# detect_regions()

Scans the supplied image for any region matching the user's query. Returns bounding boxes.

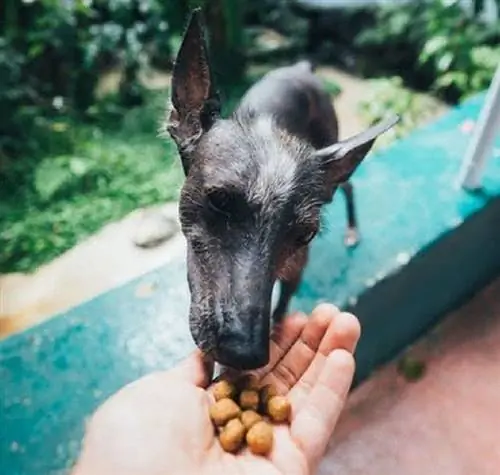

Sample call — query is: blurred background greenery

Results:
[1,0,499,274]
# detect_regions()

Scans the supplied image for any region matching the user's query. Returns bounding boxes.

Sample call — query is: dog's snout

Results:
[216,307,270,370]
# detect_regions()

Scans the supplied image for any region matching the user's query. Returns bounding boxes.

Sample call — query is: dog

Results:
[165,9,399,370]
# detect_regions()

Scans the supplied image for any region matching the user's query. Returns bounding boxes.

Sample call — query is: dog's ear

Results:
[314,116,400,184]
[167,8,220,175]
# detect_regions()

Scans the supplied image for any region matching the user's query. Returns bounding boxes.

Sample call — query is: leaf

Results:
[34,157,73,201]
[471,46,500,70]
[434,71,467,91]
[34,155,93,201]
[28,43,45,59]
[436,52,454,72]
[420,35,448,64]
[69,156,91,176]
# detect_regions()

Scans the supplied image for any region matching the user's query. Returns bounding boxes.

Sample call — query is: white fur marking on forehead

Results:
[250,116,297,206]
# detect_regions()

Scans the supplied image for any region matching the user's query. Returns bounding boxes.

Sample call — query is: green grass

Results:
[0,74,342,274]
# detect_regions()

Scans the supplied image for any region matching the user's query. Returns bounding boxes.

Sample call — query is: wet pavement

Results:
[319,276,500,475]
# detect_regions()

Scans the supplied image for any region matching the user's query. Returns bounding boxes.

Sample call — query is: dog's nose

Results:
[216,340,269,370]
[215,308,270,370]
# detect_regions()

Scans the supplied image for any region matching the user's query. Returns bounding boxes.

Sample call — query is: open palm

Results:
[73,304,360,475]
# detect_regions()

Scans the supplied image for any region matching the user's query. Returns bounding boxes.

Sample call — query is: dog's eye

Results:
[296,229,317,246]
[207,189,232,215]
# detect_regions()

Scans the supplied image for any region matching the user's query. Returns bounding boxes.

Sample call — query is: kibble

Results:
[267,395,291,423]
[240,410,262,430]
[239,389,260,411]
[219,418,246,453]
[246,421,274,455]
[213,380,237,401]
[208,378,289,456]
[209,398,241,427]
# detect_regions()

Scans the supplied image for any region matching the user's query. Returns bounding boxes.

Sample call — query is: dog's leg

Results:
[340,181,360,248]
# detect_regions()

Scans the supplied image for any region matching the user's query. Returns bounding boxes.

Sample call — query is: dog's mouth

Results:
[189,283,279,370]
[190,305,272,370]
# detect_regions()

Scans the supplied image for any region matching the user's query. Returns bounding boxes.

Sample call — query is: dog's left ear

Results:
[167,8,220,174]
[314,116,400,184]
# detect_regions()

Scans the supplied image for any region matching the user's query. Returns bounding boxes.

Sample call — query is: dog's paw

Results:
[344,227,360,248]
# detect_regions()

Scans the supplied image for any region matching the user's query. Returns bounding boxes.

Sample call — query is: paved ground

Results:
[319,276,500,475]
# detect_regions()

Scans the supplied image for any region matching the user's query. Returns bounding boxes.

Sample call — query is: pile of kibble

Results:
[209,375,291,456]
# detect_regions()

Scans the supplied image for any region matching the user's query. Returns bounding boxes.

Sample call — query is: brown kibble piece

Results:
[219,418,246,453]
[240,410,262,430]
[246,421,274,455]
[240,389,260,411]
[213,380,236,401]
[267,396,291,423]
[259,384,278,407]
[210,398,241,426]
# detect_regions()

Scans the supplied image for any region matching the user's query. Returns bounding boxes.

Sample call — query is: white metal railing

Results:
[457,63,500,190]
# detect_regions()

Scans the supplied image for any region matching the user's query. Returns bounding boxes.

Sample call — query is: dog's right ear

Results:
[167,8,220,175]
[314,116,400,185]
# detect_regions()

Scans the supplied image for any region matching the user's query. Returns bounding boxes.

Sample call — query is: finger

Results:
[167,350,214,388]
[259,304,337,394]
[288,310,360,410]
[291,349,355,470]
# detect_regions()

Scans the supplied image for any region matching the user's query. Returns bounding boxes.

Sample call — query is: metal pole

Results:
[457,63,500,190]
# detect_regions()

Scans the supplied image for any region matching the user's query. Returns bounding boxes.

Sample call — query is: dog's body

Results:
[166,10,398,370]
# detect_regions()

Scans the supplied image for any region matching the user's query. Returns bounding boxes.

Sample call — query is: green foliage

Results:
[0,0,252,161]
[0,92,184,273]
[320,77,342,98]
[355,0,500,102]
[33,155,98,202]
[358,76,445,149]
[417,0,500,98]
[0,37,75,159]
[0,0,188,160]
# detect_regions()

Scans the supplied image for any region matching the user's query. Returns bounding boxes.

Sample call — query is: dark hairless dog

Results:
[165,9,399,370]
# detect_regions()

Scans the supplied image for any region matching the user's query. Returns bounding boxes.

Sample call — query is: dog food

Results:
[213,380,237,401]
[266,395,291,423]
[209,398,241,427]
[240,410,262,430]
[246,420,274,455]
[239,389,260,411]
[219,418,246,453]
[208,376,291,456]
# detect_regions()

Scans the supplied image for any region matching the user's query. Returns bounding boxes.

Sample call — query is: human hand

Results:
[72,304,360,475]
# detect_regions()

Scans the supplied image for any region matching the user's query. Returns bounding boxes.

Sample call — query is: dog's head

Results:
[166,10,398,369]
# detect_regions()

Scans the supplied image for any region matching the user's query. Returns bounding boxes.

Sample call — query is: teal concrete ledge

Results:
[1,92,499,474]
